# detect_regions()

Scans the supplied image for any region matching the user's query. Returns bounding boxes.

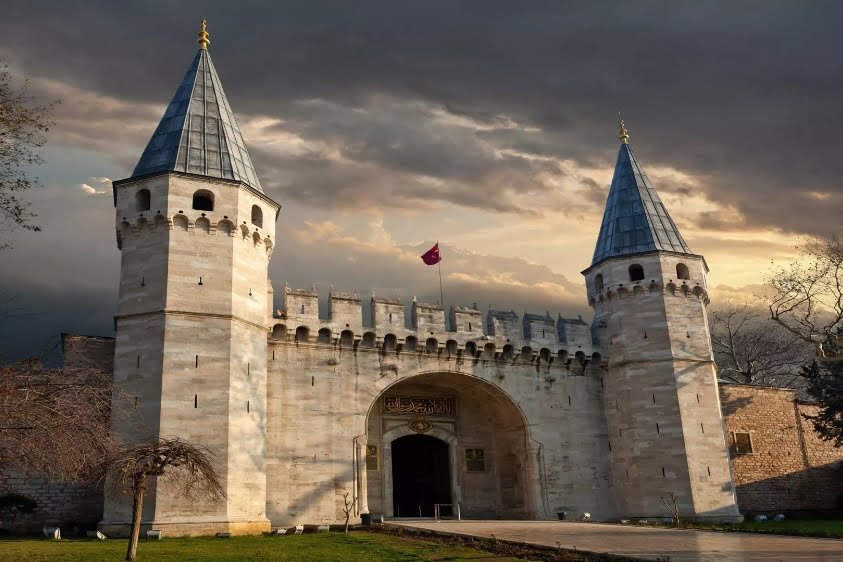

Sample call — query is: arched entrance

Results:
[391,434,451,517]
[364,372,535,519]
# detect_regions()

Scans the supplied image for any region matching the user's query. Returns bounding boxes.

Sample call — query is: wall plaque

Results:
[465,448,485,472]
[384,396,455,416]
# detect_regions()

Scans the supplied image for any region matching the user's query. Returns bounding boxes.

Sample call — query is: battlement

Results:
[115,212,274,257]
[273,287,596,360]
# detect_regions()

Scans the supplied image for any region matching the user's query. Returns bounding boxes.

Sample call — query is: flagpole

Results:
[438,260,444,307]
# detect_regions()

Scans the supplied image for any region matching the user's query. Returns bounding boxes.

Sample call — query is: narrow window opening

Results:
[194,394,198,408]
[600,377,604,388]
[626,469,629,480]
[198,276,203,285]
[652,393,656,404]
[568,395,571,406]
[662,467,666,477]
[272,350,275,360]
[608,441,612,452]
[388,312,393,323]
[133,396,138,407]
[136,355,140,368]
[250,205,263,228]
[656,422,660,434]
[701,422,705,433]
[195,355,199,368]
[696,393,700,403]
[247,362,250,376]
[468,322,472,332]
[619,428,623,436]
[594,273,604,292]
[542,329,545,338]
[707,466,711,476]
[192,190,214,211]
[136,189,151,212]
[311,375,315,387]
[628,264,645,282]
[247,400,250,413]
[300,304,305,314]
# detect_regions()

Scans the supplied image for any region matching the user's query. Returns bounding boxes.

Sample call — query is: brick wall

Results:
[0,469,102,535]
[721,384,843,512]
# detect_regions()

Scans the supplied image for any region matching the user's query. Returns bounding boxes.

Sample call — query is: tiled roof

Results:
[131,48,263,192]
[591,143,690,265]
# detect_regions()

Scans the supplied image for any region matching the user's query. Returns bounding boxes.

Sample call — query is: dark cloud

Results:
[1,1,840,233]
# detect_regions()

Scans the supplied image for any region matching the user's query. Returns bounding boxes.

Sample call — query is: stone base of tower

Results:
[99,517,271,538]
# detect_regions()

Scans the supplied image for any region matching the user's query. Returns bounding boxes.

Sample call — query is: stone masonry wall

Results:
[721,384,843,512]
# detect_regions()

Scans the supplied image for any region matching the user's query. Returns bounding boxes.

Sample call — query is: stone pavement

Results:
[391,520,843,561]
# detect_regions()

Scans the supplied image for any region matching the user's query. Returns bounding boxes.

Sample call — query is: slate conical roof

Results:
[131,44,263,192]
[591,129,691,266]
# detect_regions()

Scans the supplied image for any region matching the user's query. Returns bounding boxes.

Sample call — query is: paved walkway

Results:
[392,520,843,561]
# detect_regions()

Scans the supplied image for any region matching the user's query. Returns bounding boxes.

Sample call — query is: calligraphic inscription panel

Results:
[384,396,455,416]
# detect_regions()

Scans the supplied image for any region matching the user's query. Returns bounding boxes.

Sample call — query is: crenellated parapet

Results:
[114,211,274,257]
[271,287,597,366]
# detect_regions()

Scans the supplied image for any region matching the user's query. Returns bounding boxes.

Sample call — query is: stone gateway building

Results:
[16,23,836,536]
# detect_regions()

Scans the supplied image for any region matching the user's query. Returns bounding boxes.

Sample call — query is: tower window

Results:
[676,263,690,280]
[732,432,753,454]
[192,190,214,211]
[628,264,645,281]
[136,189,151,211]
[251,205,263,228]
[594,273,604,292]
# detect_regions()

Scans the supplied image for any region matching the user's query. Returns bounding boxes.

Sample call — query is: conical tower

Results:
[583,122,741,522]
[102,20,279,536]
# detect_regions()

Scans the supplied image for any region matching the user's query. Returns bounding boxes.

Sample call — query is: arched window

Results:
[501,344,514,360]
[361,332,376,348]
[445,340,458,355]
[594,273,604,292]
[192,190,214,211]
[540,348,551,363]
[383,334,397,352]
[425,338,438,353]
[295,326,309,343]
[317,328,331,344]
[628,264,645,282]
[676,263,690,280]
[483,342,496,358]
[340,330,354,347]
[271,324,287,340]
[521,346,533,361]
[404,336,418,352]
[465,341,477,357]
[195,217,210,233]
[251,205,263,228]
[136,189,151,211]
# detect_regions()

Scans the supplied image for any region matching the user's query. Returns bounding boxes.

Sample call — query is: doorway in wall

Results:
[391,434,451,517]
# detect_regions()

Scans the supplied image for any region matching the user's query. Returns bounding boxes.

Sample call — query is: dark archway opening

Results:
[392,434,451,517]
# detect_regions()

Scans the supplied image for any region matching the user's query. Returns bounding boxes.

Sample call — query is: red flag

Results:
[420,242,441,265]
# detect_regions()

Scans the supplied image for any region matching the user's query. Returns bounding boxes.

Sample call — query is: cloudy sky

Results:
[1,1,840,360]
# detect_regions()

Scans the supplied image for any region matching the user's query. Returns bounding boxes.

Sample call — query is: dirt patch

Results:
[374,524,641,561]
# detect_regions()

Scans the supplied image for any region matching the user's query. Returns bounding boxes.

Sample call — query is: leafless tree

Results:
[710,304,814,387]
[0,357,126,484]
[660,491,681,527]
[341,491,357,534]
[0,61,59,249]
[767,236,843,358]
[104,438,225,561]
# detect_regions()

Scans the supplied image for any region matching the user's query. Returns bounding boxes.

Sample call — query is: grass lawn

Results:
[0,531,530,562]
[691,519,843,538]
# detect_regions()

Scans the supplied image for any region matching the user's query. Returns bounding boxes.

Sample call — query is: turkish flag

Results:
[420,243,441,265]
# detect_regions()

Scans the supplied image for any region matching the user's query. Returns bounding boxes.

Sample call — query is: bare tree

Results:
[660,491,681,527]
[340,491,357,534]
[104,438,225,561]
[710,304,814,387]
[0,61,59,249]
[767,236,843,358]
[0,357,125,484]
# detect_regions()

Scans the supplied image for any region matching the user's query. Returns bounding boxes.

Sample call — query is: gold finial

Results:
[618,119,630,144]
[197,18,210,50]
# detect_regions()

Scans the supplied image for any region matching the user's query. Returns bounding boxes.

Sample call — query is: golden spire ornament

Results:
[197,18,210,49]
[618,119,630,144]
